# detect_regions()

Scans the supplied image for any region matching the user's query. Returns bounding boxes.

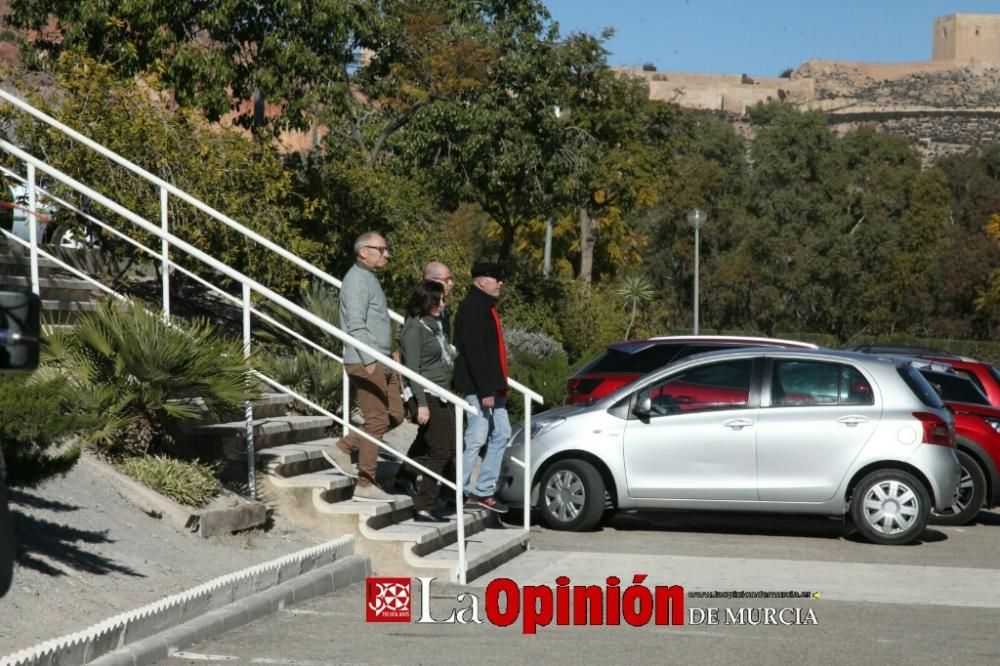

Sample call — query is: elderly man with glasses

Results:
[323,230,401,501]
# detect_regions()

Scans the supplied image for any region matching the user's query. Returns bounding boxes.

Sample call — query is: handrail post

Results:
[455,402,466,584]
[243,283,256,499]
[27,163,39,295]
[160,186,170,321]
[342,366,350,437]
[523,395,532,537]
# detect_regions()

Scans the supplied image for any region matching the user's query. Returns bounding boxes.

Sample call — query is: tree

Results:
[7,0,378,134]
[395,0,568,263]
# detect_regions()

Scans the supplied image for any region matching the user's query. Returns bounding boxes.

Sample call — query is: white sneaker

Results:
[353,484,396,502]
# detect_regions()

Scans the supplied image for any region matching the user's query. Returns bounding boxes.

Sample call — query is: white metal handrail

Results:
[0,90,543,402]
[0,88,547,582]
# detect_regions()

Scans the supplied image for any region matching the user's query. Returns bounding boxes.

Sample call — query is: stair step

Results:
[367,509,490,547]
[249,392,295,418]
[192,415,333,448]
[40,299,97,311]
[411,526,530,582]
[0,274,101,291]
[269,469,355,491]
[315,494,415,515]
[257,439,336,467]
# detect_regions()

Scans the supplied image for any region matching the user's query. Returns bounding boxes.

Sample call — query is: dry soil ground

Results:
[0,453,325,657]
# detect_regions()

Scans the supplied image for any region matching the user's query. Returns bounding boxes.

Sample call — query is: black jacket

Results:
[452,286,506,398]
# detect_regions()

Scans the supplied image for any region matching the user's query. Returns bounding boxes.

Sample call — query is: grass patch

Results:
[117,455,221,507]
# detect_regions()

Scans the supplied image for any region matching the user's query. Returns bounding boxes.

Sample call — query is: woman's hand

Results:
[417,406,430,425]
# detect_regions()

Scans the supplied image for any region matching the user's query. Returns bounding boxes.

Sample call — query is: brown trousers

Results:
[405,396,456,511]
[338,362,403,485]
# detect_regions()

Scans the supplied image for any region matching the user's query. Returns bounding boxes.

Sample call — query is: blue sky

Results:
[543,1,1000,76]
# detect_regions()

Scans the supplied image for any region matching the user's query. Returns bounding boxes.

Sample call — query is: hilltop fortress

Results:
[624,14,1000,163]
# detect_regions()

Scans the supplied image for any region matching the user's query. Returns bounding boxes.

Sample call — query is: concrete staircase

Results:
[0,242,101,323]
[213,394,530,583]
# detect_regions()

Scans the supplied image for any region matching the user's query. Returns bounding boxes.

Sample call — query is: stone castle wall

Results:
[630,14,1000,164]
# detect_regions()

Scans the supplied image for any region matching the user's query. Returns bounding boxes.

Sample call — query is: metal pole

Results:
[523,396,532,536]
[543,218,552,278]
[160,187,170,321]
[342,367,350,437]
[693,224,700,336]
[27,164,38,295]
[243,283,257,499]
[455,402,466,584]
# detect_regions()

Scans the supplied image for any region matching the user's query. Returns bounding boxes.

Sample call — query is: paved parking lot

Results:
[164,509,1000,665]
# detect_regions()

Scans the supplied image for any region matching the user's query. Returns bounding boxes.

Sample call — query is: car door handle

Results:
[838,415,869,427]
[723,418,754,430]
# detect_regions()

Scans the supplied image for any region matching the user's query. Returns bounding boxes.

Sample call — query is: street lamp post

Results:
[687,208,708,335]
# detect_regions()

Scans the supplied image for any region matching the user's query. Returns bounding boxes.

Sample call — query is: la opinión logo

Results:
[365,574,684,633]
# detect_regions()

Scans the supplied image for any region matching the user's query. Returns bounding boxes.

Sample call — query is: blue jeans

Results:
[462,394,511,498]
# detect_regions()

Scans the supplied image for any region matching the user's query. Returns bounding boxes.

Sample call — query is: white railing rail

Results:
[0,89,546,582]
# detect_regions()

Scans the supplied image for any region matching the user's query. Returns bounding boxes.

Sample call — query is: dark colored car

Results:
[565,335,818,405]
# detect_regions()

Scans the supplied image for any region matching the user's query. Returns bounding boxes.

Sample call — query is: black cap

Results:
[471,261,504,280]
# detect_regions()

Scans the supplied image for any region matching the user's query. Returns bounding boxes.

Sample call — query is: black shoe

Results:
[414,509,449,523]
[394,474,417,497]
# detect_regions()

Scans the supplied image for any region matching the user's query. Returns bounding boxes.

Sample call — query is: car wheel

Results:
[929,449,985,526]
[538,459,605,531]
[851,469,930,545]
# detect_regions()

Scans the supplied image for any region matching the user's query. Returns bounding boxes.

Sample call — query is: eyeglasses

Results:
[363,245,390,254]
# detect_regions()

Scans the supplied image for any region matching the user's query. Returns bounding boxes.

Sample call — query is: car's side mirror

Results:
[634,395,652,417]
[0,291,40,372]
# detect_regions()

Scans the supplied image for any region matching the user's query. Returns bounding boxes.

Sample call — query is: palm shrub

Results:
[41,298,258,455]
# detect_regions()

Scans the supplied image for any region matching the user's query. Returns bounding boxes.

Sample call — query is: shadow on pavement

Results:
[602,510,949,545]
[8,489,81,513]
[10,510,143,577]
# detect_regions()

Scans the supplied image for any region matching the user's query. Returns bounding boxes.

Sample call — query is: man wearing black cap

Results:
[452,261,510,512]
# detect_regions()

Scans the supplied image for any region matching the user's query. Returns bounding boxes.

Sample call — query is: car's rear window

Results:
[898,365,946,409]
[919,370,989,405]
[580,344,685,373]
[581,342,760,375]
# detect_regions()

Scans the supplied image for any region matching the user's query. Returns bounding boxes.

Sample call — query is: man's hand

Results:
[481,395,495,409]
[417,406,430,425]
[364,362,376,375]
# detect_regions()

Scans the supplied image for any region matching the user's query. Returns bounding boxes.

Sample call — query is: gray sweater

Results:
[400,315,451,406]
[339,262,391,365]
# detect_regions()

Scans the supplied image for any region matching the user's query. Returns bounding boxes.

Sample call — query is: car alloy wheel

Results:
[930,449,985,526]
[851,469,930,545]
[538,459,606,532]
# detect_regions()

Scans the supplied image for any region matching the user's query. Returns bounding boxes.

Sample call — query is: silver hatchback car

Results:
[498,349,961,545]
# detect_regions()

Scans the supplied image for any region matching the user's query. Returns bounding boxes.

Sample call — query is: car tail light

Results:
[912,412,955,447]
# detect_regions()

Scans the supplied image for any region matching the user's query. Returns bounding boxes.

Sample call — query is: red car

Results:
[851,345,1000,405]
[905,363,999,525]
[565,335,818,405]
[936,400,1000,525]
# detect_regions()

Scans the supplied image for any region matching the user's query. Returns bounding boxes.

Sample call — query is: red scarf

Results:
[490,305,509,395]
